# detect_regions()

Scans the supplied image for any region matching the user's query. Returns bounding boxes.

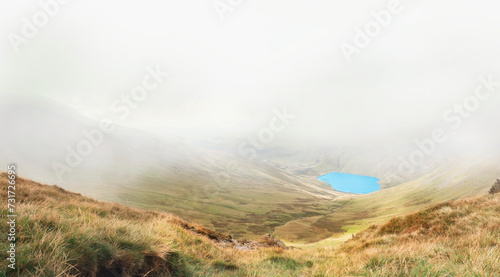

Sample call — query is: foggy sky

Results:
[1,0,500,148]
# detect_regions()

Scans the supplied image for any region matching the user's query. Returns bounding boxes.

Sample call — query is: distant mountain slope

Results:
[248,143,453,189]
[0,93,343,239]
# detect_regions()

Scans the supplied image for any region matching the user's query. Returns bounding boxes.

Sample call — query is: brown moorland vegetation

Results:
[1,173,499,276]
[490,179,500,195]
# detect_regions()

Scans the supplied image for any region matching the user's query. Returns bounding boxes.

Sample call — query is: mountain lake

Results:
[318,172,380,194]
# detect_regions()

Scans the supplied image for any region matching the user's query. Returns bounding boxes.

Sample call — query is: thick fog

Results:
[1,0,500,188]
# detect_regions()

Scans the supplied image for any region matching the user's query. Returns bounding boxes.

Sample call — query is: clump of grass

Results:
[266,256,303,270]
[489,179,500,195]
[211,260,238,271]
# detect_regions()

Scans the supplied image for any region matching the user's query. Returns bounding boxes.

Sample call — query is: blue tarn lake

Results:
[318,172,380,194]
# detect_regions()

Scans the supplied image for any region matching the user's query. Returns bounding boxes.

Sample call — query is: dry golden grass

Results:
[318,194,500,276]
[1,173,499,276]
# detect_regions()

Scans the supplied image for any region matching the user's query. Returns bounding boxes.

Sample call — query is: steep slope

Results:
[0,93,343,239]
[334,193,500,276]
[0,173,278,276]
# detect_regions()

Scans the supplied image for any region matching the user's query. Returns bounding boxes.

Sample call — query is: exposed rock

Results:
[170,217,290,250]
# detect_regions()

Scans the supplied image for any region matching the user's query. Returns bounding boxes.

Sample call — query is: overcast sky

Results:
[1,0,499,147]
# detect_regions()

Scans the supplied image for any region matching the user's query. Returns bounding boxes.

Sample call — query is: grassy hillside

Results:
[332,192,500,276]
[2,173,499,276]
[114,158,343,240]
[0,173,300,276]
[275,157,500,243]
